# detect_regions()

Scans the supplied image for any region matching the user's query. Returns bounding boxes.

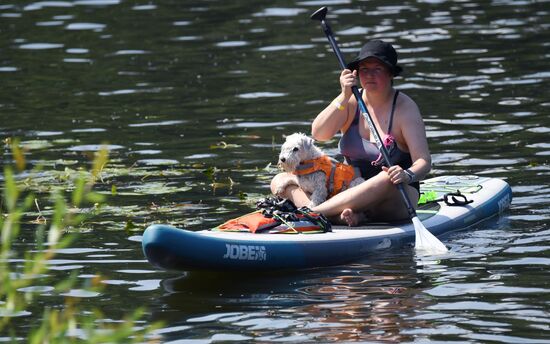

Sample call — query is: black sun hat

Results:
[346,40,403,76]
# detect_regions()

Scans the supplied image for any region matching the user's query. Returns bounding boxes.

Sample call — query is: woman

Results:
[271,40,431,226]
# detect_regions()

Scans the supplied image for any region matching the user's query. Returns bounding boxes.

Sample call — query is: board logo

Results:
[497,193,511,213]
[223,244,267,261]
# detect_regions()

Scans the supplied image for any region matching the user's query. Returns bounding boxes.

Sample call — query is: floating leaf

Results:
[116,182,192,195]
[20,140,52,150]
[203,166,217,179]
[52,138,79,145]
[210,182,228,189]
[124,219,138,233]
[209,141,241,149]
[54,159,79,166]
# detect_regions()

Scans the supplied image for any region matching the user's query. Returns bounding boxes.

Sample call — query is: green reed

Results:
[0,140,162,343]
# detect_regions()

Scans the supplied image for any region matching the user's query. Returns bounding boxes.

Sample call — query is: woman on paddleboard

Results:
[271,40,431,226]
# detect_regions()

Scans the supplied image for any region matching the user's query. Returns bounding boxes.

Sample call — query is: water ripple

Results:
[173,20,191,26]
[491,257,550,266]
[36,20,64,26]
[218,121,310,129]
[426,283,547,297]
[172,36,202,42]
[132,4,156,11]
[429,301,523,311]
[65,22,106,31]
[216,41,249,48]
[24,1,73,11]
[401,28,451,42]
[113,49,149,55]
[237,92,288,99]
[258,44,314,52]
[68,144,124,151]
[19,43,64,50]
[0,67,18,72]
[128,120,185,127]
[74,0,120,5]
[253,8,307,17]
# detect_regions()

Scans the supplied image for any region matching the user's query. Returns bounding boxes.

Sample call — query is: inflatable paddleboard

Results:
[142,175,512,271]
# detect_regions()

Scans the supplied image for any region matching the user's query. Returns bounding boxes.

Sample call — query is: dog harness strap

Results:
[294,162,315,173]
[294,156,333,177]
[293,156,356,198]
[328,164,336,195]
[353,167,362,179]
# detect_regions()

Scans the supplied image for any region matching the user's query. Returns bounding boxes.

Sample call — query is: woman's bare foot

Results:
[340,208,365,226]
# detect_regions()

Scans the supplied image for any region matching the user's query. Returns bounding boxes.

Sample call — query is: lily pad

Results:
[20,140,53,150]
[117,182,192,195]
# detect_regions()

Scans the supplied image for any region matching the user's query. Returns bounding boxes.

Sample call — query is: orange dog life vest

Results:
[292,156,357,198]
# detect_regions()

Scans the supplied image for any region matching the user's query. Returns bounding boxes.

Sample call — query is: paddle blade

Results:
[412,216,448,254]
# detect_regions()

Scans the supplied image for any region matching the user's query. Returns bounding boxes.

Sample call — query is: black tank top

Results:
[338,90,420,191]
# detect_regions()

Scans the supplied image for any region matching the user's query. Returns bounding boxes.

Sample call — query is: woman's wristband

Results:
[404,169,417,183]
[332,100,345,111]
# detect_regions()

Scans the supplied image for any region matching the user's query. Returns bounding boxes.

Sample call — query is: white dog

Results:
[276,133,364,207]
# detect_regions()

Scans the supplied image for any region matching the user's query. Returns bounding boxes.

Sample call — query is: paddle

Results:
[310,7,448,254]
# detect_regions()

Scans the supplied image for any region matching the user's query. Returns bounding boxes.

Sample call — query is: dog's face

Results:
[278,133,316,172]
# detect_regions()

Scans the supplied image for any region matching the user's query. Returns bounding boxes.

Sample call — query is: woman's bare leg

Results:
[271,171,420,225]
[311,172,393,216]
[370,185,419,221]
[312,171,419,224]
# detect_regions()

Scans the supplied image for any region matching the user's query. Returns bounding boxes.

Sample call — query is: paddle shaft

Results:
[312,8,417,218]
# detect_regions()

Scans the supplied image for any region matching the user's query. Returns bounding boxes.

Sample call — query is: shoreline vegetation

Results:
[1,140,161,342]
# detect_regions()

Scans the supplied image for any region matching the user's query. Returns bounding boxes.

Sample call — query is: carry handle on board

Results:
[310,6,448,254]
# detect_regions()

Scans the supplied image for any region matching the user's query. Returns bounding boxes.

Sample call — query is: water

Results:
[1,0,549,342]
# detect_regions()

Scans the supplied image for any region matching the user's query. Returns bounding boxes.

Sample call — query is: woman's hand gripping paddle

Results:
[310,7,448,254]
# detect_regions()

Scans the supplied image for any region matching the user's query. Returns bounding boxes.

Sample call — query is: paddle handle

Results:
[311,7,417,219]
[317,19,348,71]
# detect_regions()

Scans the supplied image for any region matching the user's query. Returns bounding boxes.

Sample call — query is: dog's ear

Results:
[303,134,314,149]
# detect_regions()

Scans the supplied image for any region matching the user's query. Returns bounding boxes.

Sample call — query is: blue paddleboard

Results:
[142,175,512,271]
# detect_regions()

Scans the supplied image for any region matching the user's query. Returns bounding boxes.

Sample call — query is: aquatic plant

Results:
[0,141,161,342]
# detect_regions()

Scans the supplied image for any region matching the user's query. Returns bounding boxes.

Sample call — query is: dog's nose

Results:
[279,157,286,163]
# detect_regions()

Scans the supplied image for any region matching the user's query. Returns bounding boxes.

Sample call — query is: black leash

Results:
[443,191,474,206]
[256,196,332,232]
[420,190,474,207]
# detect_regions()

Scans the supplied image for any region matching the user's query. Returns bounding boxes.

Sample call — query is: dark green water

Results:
[2,0,549,342]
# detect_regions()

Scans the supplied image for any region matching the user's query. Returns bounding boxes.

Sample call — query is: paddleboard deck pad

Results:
[142,175,512,271]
